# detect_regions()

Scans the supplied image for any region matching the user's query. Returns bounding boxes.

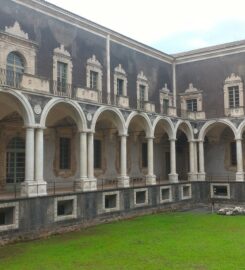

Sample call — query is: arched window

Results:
[6,137,25,184]
[6,52,24,87]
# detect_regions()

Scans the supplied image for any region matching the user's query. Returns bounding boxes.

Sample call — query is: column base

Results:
[21,181,47,197]
[117,176,130,188]
[145,175,156,185]
[197,173,206,181]
[82,178,97,191]
[236,172,244,182]
[168,173,178,183]
[188,173,198,181]
[75,177,89,191]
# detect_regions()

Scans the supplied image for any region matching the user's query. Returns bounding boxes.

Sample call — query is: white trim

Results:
[210,183,231,199]
[160,186,172,203]
[0,202,19,232]
[180,184,192,200]
[102,191,120,213]
[54,195,77,222]
[134,188,149,207]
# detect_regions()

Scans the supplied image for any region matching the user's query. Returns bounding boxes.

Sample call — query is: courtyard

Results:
[0,211,244,270]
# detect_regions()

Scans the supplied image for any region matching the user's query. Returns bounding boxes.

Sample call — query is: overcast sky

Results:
[47,0,245,54]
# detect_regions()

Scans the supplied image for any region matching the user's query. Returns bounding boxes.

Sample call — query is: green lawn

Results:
[0,212,245,270]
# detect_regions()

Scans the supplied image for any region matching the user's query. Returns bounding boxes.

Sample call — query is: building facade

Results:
[0,0,245,238]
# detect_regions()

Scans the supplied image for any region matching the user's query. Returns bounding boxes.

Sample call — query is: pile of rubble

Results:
[218,206,245,216]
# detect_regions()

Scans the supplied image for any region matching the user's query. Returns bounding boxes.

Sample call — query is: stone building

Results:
[0,0,245,237]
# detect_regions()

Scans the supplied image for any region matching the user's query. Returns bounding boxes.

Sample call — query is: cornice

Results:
[12,0,173,64]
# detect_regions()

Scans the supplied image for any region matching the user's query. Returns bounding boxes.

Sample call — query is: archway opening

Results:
[204,123,236,181]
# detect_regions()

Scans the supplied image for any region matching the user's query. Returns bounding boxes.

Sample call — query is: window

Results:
[90,71,98,90]
[59,137,71,170]
[117,78,124,96]
[142,142,148,168]
[230,142,237,166]
[186,99,197,112]
[228,86,239,108]
[94,139,102,169]
[6,137,25,184]
[162,99,169,114]
[6,52,24,87]
[54,196,77,222]
[137,71,149,110]
[57,62,67,93]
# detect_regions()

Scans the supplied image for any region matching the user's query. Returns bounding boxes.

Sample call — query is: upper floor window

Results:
[228,86,239,108]
[159,84,175,116]
[114,64,127,97]
[86,55,103,92]
[162,99,169,114]
[117,79,124,96]
[53,45,73,96]
[57,62,67,93]
[224,73,244,117]
[137,71,149,110]
[6,52,24,87]
[186,99,197,112]
[90,70,99,90]
[179,83,205,119]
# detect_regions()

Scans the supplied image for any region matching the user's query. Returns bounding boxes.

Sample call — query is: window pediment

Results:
[5,21,29,40]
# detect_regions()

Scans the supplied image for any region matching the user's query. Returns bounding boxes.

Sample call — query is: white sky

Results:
[46,0,245,53]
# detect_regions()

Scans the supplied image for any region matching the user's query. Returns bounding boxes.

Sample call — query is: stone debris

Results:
[218,207,245,216]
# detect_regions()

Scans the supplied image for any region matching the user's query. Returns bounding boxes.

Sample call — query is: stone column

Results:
[76,132,88,190]
[236,138,244,181]
[86,132,97,191]
[198,140,206,181]
[145,137,156,185]
[106,34,111,104]
[188,140,196,181]
[169,139,178,182]
[34,128,47,195]
[21,127,36,197]
[117,135,129,187]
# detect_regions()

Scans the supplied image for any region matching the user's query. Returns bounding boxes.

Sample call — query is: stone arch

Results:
[175,120,194,141]
[236,120,245,139]
[125,111,152,137]
[40,98,87,131]
[0,89,35,126]
[198,119,237,141]
[91,106,126,135]
[152,116,175,139]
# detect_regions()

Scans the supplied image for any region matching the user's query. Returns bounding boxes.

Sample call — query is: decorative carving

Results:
[5,21,29,40]
[185,83,199,93]
[54,44,71,58]
[137,71,148,82]
[87,55,102,67]
[34,104,42,115]
[160,83,170,94]
[114,64,126,75]
[225,73,242,84]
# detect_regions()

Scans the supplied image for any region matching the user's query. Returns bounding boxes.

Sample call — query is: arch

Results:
[152,116,175,139]
[174,120,194,141]
[198,119,237,141]
[91,106,126,135]
[6,50,27,71]
[125,111,152,137]
[0,89,35,126]
[236,120,245,139]
[40,98,87,132]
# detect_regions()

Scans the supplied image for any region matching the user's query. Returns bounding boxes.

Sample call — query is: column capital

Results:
[235,137,243,141]
[169,138,176,142]
[119,133,128,138]
[146,136,154,140]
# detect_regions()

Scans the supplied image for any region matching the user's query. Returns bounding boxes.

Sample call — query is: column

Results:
[76,132,88,190]
[236,138,244,181]
[106,34,111,104]
[198,140,206,181]
[118,135,129,187]
[21,127,35,197]
[87,132,97,191]
[34,128,47,195]
[169,139,178,182]
[146,137,156,185]
[188,141,195,181]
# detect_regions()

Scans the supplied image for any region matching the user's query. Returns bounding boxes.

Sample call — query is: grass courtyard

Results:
[0,212,244,270]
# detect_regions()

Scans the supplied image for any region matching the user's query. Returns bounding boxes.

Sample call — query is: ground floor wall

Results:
[0,181,244,244]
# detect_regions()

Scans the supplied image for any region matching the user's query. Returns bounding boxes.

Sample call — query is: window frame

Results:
[86,55,103,92]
